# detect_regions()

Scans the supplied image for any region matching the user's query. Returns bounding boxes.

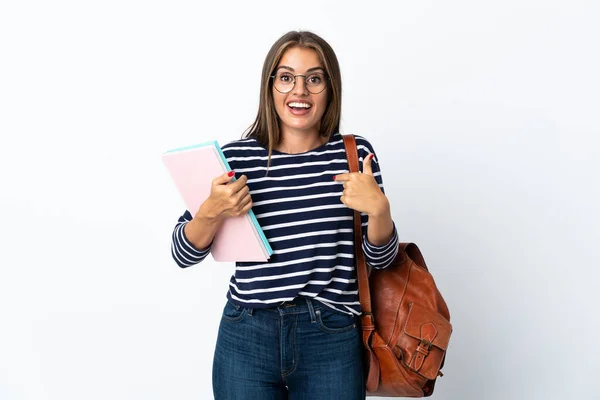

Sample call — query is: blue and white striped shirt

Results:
[171,132,399,315]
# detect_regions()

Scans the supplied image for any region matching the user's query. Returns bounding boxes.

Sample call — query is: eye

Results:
[278,72,294,83]
[307,74,323,84]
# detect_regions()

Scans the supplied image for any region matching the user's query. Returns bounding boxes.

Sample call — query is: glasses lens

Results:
[305,73,327,94]
[273,71,294,93]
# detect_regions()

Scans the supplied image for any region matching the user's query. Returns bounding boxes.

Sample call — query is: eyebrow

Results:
[276,66,325,73]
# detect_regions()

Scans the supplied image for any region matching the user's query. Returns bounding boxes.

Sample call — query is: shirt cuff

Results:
[362,223,399,269]
[171,221,211,267]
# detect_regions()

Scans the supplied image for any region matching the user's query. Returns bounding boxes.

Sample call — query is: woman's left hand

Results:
[333,154,390,217]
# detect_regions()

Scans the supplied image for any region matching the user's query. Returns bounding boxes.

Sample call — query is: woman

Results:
[171,31,399,399]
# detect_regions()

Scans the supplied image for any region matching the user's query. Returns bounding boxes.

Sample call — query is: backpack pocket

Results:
[398,302,452,380]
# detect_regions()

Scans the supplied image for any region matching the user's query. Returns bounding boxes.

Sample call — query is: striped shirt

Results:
[171,132,399,315]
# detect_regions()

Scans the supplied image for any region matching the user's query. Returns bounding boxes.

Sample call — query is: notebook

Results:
[162,141,273,262]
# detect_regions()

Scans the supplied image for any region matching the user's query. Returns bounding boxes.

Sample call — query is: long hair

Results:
[243,31,342,166]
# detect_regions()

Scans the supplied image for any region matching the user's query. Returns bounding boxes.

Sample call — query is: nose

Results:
[292,75,309,95]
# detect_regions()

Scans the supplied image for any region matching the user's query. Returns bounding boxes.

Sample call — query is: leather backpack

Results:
[343,135,452,397]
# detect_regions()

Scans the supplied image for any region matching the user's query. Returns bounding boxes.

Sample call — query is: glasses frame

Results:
[270,71,330,95]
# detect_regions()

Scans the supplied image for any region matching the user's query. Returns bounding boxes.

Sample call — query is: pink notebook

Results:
[162,141,273,262]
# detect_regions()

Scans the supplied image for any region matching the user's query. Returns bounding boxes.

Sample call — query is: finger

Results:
[229,174,248,190]
[363,153,374,176]
[240,194,252,209]
[237,196,253,215]
[242,200,254,215]
[340,195,347,206]
[213,170,236,185]
[233,185,250,202]
[333,173,351,182]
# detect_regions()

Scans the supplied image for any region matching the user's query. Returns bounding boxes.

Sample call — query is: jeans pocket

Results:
[221,300,246,323]
[315,307,357,333]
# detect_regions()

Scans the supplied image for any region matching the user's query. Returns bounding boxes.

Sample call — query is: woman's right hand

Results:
[196,171,253,221]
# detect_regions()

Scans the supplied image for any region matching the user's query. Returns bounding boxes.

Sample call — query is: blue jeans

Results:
[212,297,365,399]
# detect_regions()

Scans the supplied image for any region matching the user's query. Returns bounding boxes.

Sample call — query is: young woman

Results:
[171,30,399,399]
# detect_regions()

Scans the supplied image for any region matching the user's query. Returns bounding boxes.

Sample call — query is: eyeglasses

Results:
[271,70,329,94]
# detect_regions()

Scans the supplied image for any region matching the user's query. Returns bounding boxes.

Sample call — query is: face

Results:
[272,46,329,137]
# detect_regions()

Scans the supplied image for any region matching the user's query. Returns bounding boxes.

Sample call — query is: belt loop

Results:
[247,307,254,316]
[306,298,316,323]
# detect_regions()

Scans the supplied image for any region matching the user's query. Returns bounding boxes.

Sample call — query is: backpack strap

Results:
[342,134,381,392]
[341,134,373,315]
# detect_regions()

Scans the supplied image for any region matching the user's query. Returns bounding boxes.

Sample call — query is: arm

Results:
[334,140,399,270]
[361,220,399,270]
[359,152,399,269]
[183,200,227,250]
[171,211,212,268]
[170,172,253,268]
[363,189,393,246]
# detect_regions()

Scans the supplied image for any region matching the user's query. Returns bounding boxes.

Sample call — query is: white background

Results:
[1,1,599,399]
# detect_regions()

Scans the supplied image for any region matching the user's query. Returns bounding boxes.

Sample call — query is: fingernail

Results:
[332,176,336,181]
[228,171,235,177]
[369,154,374,160]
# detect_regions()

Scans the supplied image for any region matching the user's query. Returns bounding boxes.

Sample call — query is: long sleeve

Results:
[362,223,399,269]
[356,136,400,269]
[171,210,212,268]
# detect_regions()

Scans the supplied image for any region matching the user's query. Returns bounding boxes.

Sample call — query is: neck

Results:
[276,129,327,154]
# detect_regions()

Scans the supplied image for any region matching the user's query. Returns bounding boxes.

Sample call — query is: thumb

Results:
[213,170,236,185]
[362,154,374,175]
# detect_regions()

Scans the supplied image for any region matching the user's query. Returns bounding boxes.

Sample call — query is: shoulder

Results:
[221,137,265,156]
[342,133,378,157]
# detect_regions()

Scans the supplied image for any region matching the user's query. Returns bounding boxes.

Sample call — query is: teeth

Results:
[288,102,311,108]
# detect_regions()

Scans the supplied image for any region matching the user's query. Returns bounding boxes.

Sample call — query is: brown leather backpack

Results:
[343,135,452,397]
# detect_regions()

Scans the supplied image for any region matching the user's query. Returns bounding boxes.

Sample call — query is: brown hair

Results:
[243,31,342,166]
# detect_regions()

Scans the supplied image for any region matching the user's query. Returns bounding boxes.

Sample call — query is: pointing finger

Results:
[333,173,351,182]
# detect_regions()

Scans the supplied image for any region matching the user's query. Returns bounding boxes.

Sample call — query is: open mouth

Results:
[287,101,312,114]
